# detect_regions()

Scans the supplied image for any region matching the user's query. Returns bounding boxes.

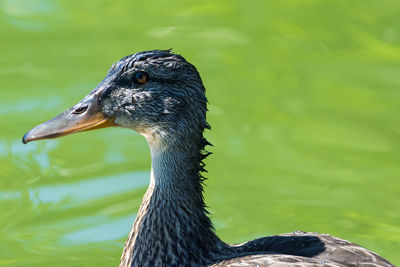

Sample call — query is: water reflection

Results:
[59,215,134,245]
[147,26,250,45]
[0,0,61,31]
[0,138,58,171]
[0,96,62,115]
[28,171,149,206]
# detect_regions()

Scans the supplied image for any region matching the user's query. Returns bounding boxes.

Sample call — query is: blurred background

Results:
[1,0,399,266]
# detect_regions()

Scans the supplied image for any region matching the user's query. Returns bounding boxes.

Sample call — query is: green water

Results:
[1,0,400,265]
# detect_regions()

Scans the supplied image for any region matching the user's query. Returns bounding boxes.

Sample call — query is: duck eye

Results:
[134,71,148,84]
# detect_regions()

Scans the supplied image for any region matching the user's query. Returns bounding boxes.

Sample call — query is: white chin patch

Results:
[114,116,136,129]
[113,117,167,148]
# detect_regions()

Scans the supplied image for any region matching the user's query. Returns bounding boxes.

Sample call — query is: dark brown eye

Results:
[134,71,148,84]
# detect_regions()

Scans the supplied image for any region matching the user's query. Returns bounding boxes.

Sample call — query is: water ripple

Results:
[28,171,149,206]
[59,215,135,245]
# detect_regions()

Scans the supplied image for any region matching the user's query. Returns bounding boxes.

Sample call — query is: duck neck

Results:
[120,134,227,267]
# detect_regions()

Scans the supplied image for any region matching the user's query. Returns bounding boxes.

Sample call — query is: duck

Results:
[23,50,394,267]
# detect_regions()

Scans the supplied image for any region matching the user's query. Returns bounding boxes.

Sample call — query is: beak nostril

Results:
[72,105,88,114]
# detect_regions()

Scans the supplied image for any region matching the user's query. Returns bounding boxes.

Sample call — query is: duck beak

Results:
[22,92,115,144]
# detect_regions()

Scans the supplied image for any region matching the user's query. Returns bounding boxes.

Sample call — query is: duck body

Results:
[23,50,394,267]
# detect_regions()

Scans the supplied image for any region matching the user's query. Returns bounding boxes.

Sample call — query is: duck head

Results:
[22,50,208,145]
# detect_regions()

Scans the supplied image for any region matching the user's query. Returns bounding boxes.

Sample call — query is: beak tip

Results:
[22,132,31,144]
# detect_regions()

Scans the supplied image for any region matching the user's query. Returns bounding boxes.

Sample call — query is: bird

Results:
[23,50,394,267]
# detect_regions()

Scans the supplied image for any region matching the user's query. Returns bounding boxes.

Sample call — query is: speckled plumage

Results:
[29,50,395,267]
